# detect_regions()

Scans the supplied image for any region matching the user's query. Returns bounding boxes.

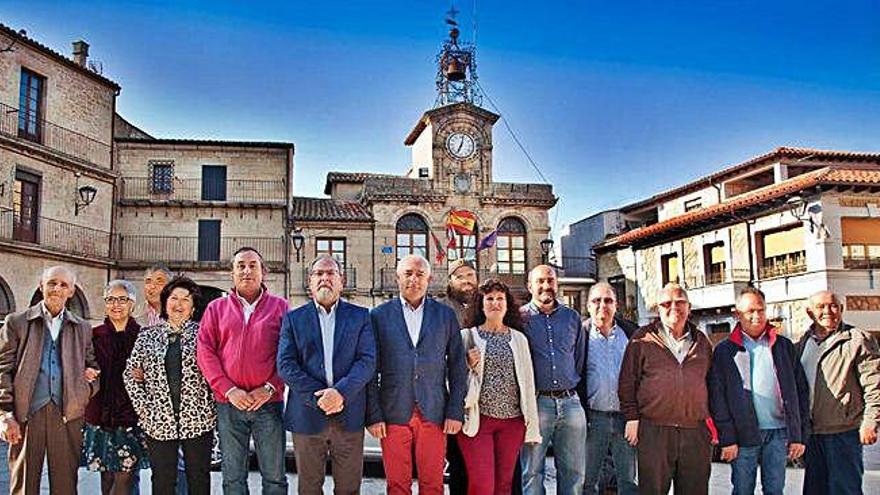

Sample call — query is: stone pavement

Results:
[0,440,875,492]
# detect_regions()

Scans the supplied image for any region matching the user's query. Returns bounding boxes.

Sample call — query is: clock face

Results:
[446,132,476,159]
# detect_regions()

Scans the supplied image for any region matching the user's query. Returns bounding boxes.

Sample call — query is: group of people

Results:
[0,250,876,495]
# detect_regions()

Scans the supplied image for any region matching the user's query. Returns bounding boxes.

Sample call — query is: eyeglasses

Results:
[589,297,616,306]
[104,296,131,305]
[658,299,688,309]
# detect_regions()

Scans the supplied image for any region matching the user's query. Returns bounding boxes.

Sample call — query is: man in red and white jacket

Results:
[197,247,290,494]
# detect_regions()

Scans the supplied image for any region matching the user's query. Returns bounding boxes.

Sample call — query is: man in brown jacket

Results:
[0,266,100,494]
[618,283,714,495]
[797,290,880,495]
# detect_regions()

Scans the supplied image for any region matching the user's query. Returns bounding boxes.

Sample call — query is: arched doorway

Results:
[30,286,90,320]
[194,285,225,322]
[0,276,15,319]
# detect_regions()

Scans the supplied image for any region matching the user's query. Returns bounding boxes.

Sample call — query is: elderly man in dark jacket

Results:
[709,287,809,495]
[0,266,99,494]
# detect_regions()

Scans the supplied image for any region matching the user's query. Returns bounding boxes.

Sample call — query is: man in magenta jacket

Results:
[197,247,290,494]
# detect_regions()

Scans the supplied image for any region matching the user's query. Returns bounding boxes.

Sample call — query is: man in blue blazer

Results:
[366,254,468,495]
[277,256,376,495]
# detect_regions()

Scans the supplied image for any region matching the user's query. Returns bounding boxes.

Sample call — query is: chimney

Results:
[72,40,89,67]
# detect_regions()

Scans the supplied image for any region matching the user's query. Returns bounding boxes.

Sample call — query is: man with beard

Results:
[443,259,478,495]
[0,266,100,494]
[618,283,714,495]
[367,254,467,495]
[197,247,290,494]
[797,290,880,495]
[519,265,587,495]
[277,255,376,494]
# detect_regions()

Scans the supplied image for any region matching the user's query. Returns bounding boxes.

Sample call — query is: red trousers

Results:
[381,410,447,495]
[457,415,526,495]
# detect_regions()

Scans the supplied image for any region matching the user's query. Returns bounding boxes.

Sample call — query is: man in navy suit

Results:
[366,254,468,495]
[277,256,376,495]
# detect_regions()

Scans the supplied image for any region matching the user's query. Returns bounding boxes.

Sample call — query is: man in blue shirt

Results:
[520,265,586,495]
[709,287,809,495]
[582,282,636,495]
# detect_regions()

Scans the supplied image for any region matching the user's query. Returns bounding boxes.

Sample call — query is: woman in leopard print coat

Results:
[124,276,216,495]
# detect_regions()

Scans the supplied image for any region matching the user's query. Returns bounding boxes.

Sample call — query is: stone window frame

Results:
[496,217,527,275]
[395,213,429,262]
[149,160,175,195]
[18,67,46,143]
[316,237,346,269]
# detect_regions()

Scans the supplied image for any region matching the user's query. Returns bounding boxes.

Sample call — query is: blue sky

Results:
[4,1,880,236]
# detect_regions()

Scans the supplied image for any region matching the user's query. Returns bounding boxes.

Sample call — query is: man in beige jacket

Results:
[796,290,880,495]
[0,266,99,494]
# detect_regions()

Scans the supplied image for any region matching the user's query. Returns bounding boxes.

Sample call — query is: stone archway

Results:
[194,285,225,322]
[30,285,90,320]
[0,276,14,319]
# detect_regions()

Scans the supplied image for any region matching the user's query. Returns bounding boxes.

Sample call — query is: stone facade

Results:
[114,139,293,303]
[583,148,880,336]
[289,102,556,307]
[0,27,119,323]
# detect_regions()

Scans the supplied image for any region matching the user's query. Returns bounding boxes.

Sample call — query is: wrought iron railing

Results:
[300,267,358,291]
[0,102,112,167]
[843,257,880,269]
[116,235,286,265]
[378,267,527,293]
[120,177,287,203]
[0,207,111,258]
[684,268,752,288]
[760,258,807,279]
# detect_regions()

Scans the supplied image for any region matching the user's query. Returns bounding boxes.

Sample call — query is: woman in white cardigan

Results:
[458,279,541,495]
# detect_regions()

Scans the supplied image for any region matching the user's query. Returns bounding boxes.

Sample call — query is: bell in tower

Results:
[435,7,482,107]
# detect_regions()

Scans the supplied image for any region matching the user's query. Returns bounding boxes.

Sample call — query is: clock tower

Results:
[403,11,500,196]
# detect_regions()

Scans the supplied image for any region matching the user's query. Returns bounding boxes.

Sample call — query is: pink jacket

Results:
[197,288,288,403]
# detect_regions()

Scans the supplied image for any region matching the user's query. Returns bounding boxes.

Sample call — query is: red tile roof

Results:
[620,147,880,213]
[291,197,373,222]
[598,166,880,249]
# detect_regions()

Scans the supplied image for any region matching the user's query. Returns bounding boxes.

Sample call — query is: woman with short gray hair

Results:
[81,279,148,495]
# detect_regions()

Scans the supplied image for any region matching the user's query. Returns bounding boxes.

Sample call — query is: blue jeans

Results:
[216,401,288,495]
[520,395,586,495]
[583,410,636,495]
[731,428,788,495]
[804,428,864,495]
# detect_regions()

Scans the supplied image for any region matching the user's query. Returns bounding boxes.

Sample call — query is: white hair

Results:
[41,266,76,285]
[104,279,136,303]
[396,254,431,276]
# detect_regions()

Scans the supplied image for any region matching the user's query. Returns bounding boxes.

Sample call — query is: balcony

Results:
[119,178,287,205]
[760,259,807,279]
[116,234,286,269]
[0,207,111,259]
[0,102,111,168]
[300,267,358,291]
[843,257,880,270]
[377,267,528,294]
[685,268,752,310]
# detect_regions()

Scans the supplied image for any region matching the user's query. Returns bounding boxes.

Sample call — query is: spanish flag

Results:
[446,209,477,235]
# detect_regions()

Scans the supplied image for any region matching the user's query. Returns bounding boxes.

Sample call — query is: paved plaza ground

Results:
[0,441,875,492]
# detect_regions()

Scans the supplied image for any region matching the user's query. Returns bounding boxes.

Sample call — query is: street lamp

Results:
[291,228,305,262]
[74,184,97,216]
[540,238,554,265]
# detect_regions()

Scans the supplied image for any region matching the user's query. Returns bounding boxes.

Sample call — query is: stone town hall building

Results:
[0,21,556,319]
[290,101,557,306]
